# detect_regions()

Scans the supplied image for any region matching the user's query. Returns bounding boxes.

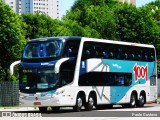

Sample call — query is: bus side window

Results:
[149,49,155,62]
[82,43,96,60]
[143,52,148,61]
[96,46,106,59]
[122,46,130,60]
[140,48,148,61]
[63,40,80,58]
[68,46,78,57]
[117,48,122,60]
[82,49,91,60]
[108,47,114,59]
[102,51,109,59]
[129,53,135,60]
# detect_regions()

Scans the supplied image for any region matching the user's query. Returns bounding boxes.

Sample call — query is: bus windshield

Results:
[19,66,59,92]
[23,40,62,59]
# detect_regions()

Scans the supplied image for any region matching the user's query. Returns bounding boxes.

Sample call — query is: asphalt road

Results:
[1,104,160,120]
[10,104,160,117]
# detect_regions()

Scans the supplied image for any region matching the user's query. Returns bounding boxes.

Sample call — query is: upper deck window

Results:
[23,40,62,59]
[62,40,80,58]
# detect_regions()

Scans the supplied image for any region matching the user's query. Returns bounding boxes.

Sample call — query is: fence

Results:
[0,81,19,106]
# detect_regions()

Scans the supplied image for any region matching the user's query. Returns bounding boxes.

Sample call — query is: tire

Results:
[85,95,94,111]
[122,93,136,108]
[51,107,60,112]
[73,95,83,112]
[137,93,145,107]
[39,107,47,113]
[129,93,137,108]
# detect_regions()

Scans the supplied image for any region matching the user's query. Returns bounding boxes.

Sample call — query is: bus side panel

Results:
[79,58,156,104]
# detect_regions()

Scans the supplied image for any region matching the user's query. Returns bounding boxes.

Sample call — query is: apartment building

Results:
[2,0,59,19]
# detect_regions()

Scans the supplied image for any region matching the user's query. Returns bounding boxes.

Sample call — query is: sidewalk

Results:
[0,107,38,111]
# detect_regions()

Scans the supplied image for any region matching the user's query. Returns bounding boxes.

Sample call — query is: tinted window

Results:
[23,41,61,58]
[63,40,80,57]
[82,41,155,62]
[79,72,132,86]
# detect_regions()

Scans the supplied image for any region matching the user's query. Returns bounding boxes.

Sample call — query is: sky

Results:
[59,0,156,19]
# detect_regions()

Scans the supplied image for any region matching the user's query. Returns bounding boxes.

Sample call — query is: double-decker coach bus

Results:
[15,36,157,112]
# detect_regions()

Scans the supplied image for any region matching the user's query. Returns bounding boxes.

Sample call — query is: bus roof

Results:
[28,36,82,43]
[27,36,154,48]
[82,37,155,48]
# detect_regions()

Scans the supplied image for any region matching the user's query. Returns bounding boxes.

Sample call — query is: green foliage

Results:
[8,75,17,81]
[114,3,160,44]
[21,13,62,39]
[65,0,117,39]
[0,2,26,81]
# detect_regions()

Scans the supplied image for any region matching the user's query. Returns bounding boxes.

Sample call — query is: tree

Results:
[0,2,26,81]
[114,3,160,44]
[65,0,117,39]
[21,13,62,40]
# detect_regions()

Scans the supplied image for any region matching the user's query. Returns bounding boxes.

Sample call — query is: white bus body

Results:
[16,37,157,112]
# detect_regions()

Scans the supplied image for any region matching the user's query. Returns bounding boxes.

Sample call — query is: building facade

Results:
[119,0,136,5]
[2,0,17,12]
[2,0,59,19]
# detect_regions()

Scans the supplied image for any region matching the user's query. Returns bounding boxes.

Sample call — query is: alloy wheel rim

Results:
[77,97,82,108]
[89,97,94,106]
[131,95,136,106]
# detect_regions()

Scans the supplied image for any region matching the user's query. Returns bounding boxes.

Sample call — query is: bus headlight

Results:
[55,89,65,95]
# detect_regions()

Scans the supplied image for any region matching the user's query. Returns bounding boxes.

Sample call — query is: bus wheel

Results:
[129,93,136,108]
[137,93,145,107]
[39,107,47,113]
[52,107,60,112]
[73,95,83,112]
[85,95,94,111]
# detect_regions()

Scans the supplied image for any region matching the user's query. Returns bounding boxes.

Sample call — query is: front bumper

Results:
[19,97,61,107]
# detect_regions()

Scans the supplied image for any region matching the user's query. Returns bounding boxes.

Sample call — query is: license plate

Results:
[34,102,41,106]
